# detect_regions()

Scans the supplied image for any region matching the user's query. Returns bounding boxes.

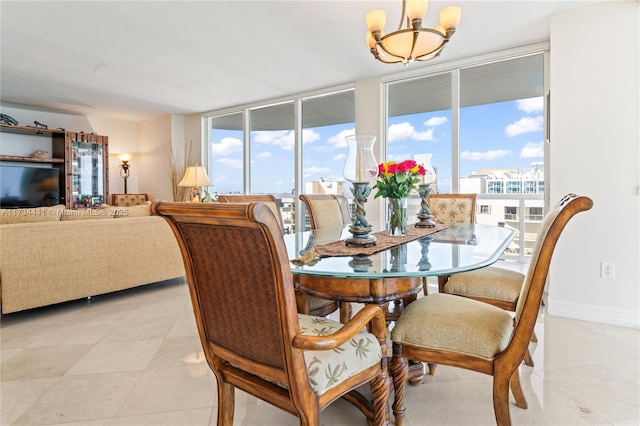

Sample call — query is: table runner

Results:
[314,224,450,257]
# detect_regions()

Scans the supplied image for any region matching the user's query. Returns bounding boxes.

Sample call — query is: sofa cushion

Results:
[0,205,65,224]
[113,201,152,218]
[60,206,115,221]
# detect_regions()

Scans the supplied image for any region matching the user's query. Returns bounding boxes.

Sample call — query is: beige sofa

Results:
[0,204,185,314]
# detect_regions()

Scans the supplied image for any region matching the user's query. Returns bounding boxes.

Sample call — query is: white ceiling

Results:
[0,1,600,122]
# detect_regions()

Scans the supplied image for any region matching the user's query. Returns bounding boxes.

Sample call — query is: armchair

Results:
[153,201,390,425]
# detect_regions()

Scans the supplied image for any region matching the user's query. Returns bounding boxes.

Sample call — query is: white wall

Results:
[549,1,640,328]
[136,114,201,202]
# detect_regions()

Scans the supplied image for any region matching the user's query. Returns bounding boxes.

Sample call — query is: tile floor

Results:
[1,272,639,426]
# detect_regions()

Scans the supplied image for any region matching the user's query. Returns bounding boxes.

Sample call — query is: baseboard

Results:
[548,300,640,329]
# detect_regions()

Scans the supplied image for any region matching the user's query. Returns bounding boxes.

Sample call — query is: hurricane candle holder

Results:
[413,153,437,228]
[344,135,378,247]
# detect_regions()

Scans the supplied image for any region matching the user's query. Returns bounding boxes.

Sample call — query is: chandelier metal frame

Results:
[367,0,461,65]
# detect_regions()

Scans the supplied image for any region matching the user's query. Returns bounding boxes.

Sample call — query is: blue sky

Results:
[210,96,544,194]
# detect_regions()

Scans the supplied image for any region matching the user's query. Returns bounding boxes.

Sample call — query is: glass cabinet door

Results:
[71,140,105,208]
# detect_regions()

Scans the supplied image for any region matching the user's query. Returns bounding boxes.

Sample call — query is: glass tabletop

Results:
[284,223,516,279]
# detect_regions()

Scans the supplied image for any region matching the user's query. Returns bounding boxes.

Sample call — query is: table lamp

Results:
[178,163,212,202]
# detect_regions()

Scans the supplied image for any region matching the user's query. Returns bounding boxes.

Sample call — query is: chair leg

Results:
[524,348,534,367]
[531,330,538,343]
[492,370,512,426]
[390,343,408,426]
[437,275,450,293]
[422,277,429,296]
[339,302,352,324]
[217,381,235,425]
[427,363,438,376]
[509,368,528,409]
[298,408,319,426]
[370,362,391,426]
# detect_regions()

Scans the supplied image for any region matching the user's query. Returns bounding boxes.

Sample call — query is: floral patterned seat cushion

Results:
[298,314,382,395]
[430,197,474,224]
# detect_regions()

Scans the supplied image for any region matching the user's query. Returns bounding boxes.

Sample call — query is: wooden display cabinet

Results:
[67,132,109,208]
[0,124,109,209]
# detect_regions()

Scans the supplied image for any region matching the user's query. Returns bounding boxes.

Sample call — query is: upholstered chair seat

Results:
[444,266,525,305]
[298,314,382,395]
[391,293,513,361]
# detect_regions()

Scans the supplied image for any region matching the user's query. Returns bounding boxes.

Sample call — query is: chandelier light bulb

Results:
[366,0,461,65]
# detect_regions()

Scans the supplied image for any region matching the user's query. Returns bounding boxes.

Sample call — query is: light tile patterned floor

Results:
[1,272,639,425]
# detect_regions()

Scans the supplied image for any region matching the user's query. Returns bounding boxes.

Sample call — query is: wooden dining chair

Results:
[217,194,286,233]
[153,201,390,425]
[389,194,593,426]
[218,194,341,319]
[430,193,533,366]
[427,192,477,224]
[299,194,351,230]
[298,193,355,323]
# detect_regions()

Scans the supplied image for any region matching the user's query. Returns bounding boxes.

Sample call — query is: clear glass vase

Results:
[388,197,408,236]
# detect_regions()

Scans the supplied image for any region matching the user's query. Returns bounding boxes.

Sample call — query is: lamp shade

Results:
[116,153,134,162]
[178,165,212,187]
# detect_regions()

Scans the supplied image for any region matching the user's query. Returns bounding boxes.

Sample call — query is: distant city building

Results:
[462,163,545,256]
[304,180,347,195]
[461,162,544,194]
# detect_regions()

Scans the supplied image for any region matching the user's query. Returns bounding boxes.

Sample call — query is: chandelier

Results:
[366,0,461,65]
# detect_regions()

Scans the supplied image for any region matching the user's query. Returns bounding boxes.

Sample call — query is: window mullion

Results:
[451,69,460,193]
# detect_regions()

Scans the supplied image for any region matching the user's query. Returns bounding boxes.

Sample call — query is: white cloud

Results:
[216,157,243,168]
[212,137,242,155]
[520,142,544,158]
[516,97,544,114]
[332,153,347,161]
[388,122,434,142]
[505,116,543,137]
[256,152,272,158]
[387,152,412,162]
[303,166,332,178]
[302,129,321,145]
[461,149,512,161]
[327,128,356,149]
[252,130,295,150]
[424,116,448,127]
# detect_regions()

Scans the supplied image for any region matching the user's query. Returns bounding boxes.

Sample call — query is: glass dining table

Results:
[285,223,516,322]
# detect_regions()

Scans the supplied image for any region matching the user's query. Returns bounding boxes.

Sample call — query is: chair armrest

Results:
[292,304,386,351]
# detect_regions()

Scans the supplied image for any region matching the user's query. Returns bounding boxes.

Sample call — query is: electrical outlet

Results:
[601,262,615,279]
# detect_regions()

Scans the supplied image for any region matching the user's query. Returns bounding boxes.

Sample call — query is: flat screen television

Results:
[0,165,62,208]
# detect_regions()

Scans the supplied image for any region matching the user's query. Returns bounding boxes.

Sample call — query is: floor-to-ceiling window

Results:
[204,51,547,258]
[386,72,452,217]
[209,112,244,195]
[205,87,355,233]
[300,91,355,230]
[385,52,547,261]
[459,54,545,260]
